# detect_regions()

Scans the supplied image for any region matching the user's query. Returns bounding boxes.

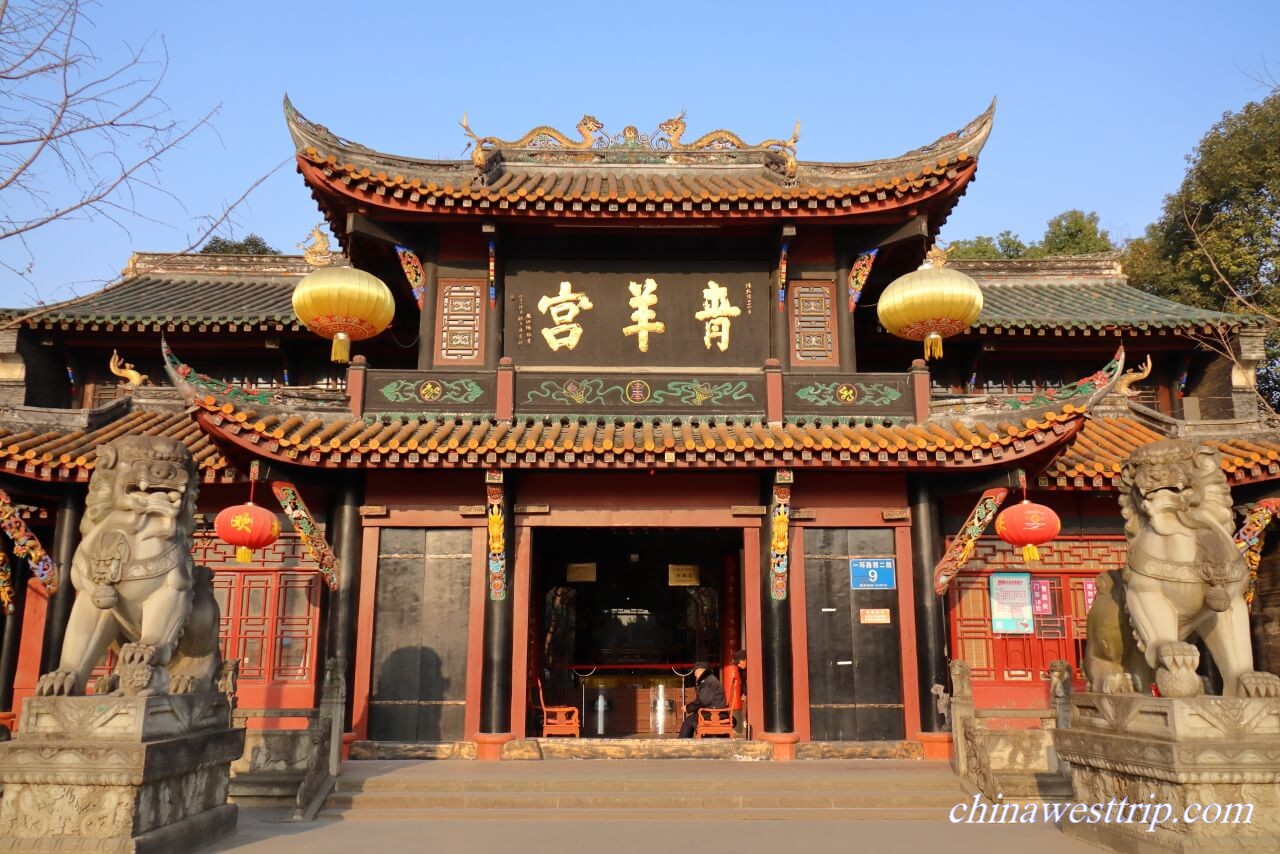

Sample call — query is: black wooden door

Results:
[368,528,472,742]
[804,528,905,741]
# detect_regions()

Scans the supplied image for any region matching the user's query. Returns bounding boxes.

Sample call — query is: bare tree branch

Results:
[0,0,266,287]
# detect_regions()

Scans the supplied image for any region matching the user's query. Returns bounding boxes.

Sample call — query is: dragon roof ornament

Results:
[459,111,802,186]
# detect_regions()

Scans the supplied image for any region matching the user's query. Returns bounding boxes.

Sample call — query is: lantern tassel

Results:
[924,332,944,361]
[331,332,351,364]
[235,546,253,563]
[1022,543,1041,563]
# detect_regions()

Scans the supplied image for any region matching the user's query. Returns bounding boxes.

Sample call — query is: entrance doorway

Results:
[530,527,741,737]
[803,528,905,740]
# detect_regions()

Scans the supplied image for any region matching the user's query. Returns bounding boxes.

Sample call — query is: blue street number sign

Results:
[850,558,896,590]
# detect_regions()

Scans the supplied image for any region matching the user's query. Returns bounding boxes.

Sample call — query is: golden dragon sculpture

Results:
[460,113,604,171]
[1116,354,1153,397]
[658,110,800,182]
[109,351,148,388]
[298,225,335,268]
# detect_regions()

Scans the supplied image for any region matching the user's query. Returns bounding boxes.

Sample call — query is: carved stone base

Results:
[0,694,245,853]
[1056,692,1280,852]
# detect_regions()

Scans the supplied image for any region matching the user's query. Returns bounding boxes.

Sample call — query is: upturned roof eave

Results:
[283,95,995,200]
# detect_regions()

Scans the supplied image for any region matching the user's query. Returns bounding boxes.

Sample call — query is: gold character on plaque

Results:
[623,278,665,353]
[695,280,743,351]
[537,281,594,351]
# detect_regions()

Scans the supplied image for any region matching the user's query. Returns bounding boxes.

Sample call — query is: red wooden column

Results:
[742,526,765,747]
[721,550,741,662]
[506,526,532,744]
[895,524,924,745]
[350,525,381,742]
[2,578,50,731]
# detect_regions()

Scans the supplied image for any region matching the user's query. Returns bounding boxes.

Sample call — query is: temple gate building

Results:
[0,101,1278,783]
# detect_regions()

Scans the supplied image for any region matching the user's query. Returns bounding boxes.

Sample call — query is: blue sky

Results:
[3,0,1278,305]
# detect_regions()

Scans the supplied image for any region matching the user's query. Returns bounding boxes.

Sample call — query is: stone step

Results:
[319,806,950,823]
[507,737,774,760]
[327,789,965,811]
[337,770,964,794]
[349,738,926,761]
[992,772,1075,801]
[349,741,477,761]
[795,741,924,760]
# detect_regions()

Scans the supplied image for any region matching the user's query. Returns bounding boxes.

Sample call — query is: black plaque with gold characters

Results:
[505,259,769,368]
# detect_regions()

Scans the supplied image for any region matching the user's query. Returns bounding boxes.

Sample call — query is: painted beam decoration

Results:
[1236,498,1280,608]
[847,249,877,312]
[518,372,764,415]
[365,369,495,414]
[395,245,427,309]
[769,470,793,601]
[486,471,507,600]
[271,482,339,591]
[933,487,1010,595]
[785,373,913,416]
[0,489,56,614]
[505,262,769,368]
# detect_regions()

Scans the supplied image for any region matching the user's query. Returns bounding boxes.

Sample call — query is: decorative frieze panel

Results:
[789,280,837,366]
[784,372,913,417]
[436,279,485,365]
[516,371,765,416]
[365,369,495,414]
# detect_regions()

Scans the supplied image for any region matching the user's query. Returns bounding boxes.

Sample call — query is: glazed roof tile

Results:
[187,390,1085,472]
[0,407,232,483]
[286,97,993,223]
[954,257,1257,333]
[12,253,310,331]
[1041,414,1280,489]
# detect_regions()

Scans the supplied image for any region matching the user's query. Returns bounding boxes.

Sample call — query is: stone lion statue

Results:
[1085,439,1280,698]
[37,436,224,697]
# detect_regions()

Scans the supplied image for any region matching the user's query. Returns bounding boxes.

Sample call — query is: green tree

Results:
[1032,210,1115,257]
[199,234,281,255]
[949,230,1029,260]
[1122,84,1280,408]
[946,211,1113,260]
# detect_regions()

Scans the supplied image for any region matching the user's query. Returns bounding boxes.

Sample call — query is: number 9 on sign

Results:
[849,558,895,590]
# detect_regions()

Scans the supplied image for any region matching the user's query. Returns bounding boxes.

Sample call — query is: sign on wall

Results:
[859,608,892,625]
[850,558,896,590]
[504,260,769,368]
[990,572,1034,634]
[668,564,701,586]
[1031,578,1054,615]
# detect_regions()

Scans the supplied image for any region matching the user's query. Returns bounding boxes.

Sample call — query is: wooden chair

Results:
[536,678,581,738]
[695,707,735,739]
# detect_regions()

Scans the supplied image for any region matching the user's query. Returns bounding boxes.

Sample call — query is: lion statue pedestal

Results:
[0,436,244,852]
[0,694,244,852]
[1057,440,1280,852]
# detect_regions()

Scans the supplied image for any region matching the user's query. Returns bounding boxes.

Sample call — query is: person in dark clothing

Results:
[678,661,726,738]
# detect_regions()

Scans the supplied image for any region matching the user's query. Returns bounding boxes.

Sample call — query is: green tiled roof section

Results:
[975,279,1258,331]
[28,274,301,328]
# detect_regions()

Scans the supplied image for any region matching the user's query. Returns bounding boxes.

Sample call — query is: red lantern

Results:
[995,500,1061,562]
[215,502,280,563]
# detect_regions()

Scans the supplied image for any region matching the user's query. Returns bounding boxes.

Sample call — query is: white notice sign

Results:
[990,572,1034,634]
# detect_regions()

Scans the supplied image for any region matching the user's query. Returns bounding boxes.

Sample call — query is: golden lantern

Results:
[292,265,395,363]
[876,248,983,360]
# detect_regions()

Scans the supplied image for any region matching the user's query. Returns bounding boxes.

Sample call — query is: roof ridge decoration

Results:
[298,225,337,268]
[162,339,351,414]
[284,96,994,224]
[460,110,802,186]
[163,338,278,408]
[991,347,1125,412]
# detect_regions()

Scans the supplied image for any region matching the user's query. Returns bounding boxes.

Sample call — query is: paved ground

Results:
[211,808,1096,853]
